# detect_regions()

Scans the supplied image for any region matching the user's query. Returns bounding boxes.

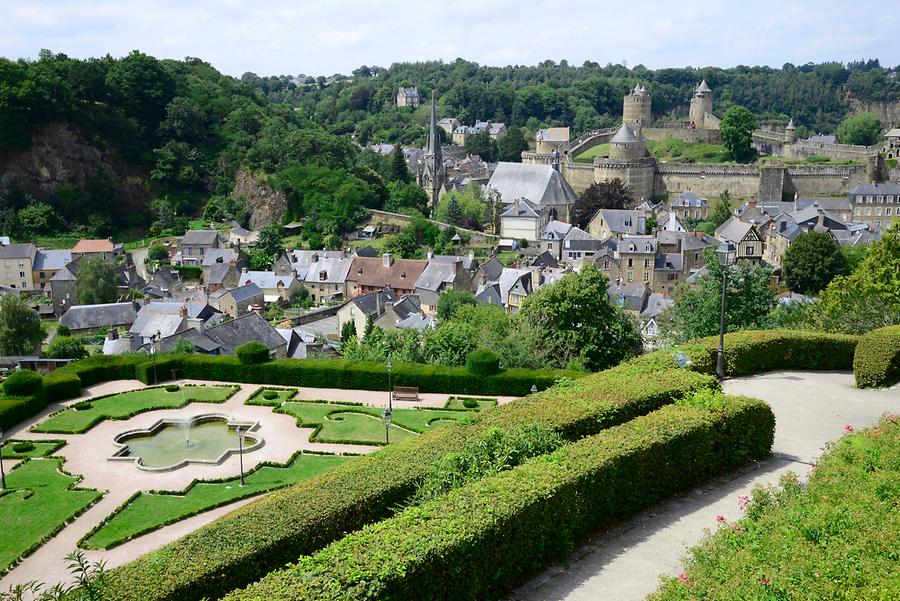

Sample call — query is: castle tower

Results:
[623,84,652,129]
[689,79,713,128]
[594,123,655,203]
[421,91,445,209]
[785,118,797,144]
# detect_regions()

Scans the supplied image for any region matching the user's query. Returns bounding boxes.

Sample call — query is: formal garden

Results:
[0,327,896,599]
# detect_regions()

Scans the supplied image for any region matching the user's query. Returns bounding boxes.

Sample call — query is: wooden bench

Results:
[392,386,419,402]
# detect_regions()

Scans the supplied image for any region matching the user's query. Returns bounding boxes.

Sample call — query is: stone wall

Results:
[232,169,288,230]
[654,164,761,199]
[560,162,596,194]
[783,165,869,196]
[783,141,871,161]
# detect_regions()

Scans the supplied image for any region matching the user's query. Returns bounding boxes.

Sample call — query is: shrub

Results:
[465,349,500,376]
[56,325,71,337]
[73,401,93,411]
[102,362,713,601]
[222,396,774,600]
[3,369,44,399]
[0,396,45,430]
[11,441,34,453]
[235,342,270,365]
[43,371,82,403]
[462,398,478,409]
[853,325,900,388]
[165,384,180,393]
[45,336,89,360]
[263,390,279,401]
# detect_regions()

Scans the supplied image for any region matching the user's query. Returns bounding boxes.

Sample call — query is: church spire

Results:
[422,90,445,210]
[426,90,442,165]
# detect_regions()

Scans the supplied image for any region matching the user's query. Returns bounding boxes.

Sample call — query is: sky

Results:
[1,0,897,77]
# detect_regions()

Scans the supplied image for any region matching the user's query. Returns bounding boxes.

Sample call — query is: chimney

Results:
[382,253,394,267]
[241,267,248,274]
[817,209,825,228]
[292,269,298,277]
[376,290,382,316]
[427,248,433,260]
[179,305,188,318]
[107,329,119,341]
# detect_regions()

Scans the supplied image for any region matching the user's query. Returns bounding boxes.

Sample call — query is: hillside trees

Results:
[75,257,118,305]
[836,113,882,146]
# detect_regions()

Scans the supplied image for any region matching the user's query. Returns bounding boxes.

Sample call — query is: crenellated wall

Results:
[654,163,761,198]
[560,162,595,193]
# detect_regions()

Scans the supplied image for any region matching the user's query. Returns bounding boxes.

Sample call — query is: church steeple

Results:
[422,90,445,209]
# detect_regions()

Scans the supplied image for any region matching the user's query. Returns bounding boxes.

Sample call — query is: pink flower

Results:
[844,424,854,432]
[715,514,726,523]
[678,571,692,585]
[737,495,749,510]
[761,577,770,586]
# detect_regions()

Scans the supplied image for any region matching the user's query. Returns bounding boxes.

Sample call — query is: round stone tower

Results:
[784,118,797,144]
[689,79,713,128]
[623,84,652,129]
[594,123,656,202]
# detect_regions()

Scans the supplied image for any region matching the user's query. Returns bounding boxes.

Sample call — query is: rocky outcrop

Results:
[0,122,150,209]
[232,169,288,229]
[847,96,900,128]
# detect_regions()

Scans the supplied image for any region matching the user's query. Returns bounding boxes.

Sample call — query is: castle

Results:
[523,80,880,205]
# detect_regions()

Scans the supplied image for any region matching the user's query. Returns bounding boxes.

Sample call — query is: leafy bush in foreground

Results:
[853,325,900,388]
[650,415,900,601]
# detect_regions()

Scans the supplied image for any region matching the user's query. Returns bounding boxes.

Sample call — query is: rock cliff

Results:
[231,169,287,229]
[0,122,150,210]
[847,96,900,128]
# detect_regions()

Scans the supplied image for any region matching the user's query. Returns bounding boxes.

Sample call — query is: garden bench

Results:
[392,386,419,402]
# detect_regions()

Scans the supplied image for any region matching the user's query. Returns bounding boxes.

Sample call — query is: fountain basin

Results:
[109,414,262,472]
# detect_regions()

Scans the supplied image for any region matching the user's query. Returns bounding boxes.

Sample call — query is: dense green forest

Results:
[1,51,898,242]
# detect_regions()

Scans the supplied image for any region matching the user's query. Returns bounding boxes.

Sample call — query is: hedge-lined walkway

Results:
[508,371,899,601]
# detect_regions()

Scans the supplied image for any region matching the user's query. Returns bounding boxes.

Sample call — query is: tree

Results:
[782,232,848,294]
[389,146,412,183]
[18,199,61,237]
[257,223,284,258]
[518,264,642,370]
[573,179,632,228]
[75,257,118,305]
[443,195,463,226]
[0,294,44,355]
[496,126,529,162]
[464,132,497,162]
[659,252,775,344]
[836,113,882,146]
[105,50,176,135]
[249,249,275,270]
[720,105,757,162]
[46,335,88,360]
[147,244,169,263]
[435,187,485,226]
[437,290,477,321]
[711,190,733,227]
[340,320,357,345]
[385,181,428,214]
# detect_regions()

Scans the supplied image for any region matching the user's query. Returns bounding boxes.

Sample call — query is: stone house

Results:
[239,269,301,303]
[413,252,478,315]
[396,86,420,107]
[0,243,37,291]
[337,288,396,338]
[60,302,138,334]
[535,128,569,153]
[486,162,578,223]
[587,209,647,240]
[178,229,220,266]
[617,235,659,286]
[301,254,354,303]
[848,182,900,228]
[157,312,286,357]
[32,249,72,292]
[715,218,763,265]
[70,239,119,262]
[437,117,460,135]
[500,199,544,242]
[560,227,605,267]
[669,191,708,221]
[212,283,264,319]
[346,254,427,298]
[538,220,573,260]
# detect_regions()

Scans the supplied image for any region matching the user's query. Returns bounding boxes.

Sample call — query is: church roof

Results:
[611,123,638,144]
[486,163,577,207]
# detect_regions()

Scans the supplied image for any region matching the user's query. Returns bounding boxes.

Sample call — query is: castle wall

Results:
[784,165,869,196]
[595,160,656,202]
[643,128,721,144]
[655,164,761,199]
[560,162,595,194]
[783,141,871,162]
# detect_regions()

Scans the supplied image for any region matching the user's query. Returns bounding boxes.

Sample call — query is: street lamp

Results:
[530,384,538,394]
[715,242,736,379]
[381,408,392,445]
[0,428,6,490]
[236,426,246,487]
[150,330,161,385]
[386,362,393,415]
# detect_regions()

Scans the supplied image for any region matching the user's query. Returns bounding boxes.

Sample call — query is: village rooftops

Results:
[348,255,427,290]
[181,229,220,246]
[72,239,114,254]
[0,243,36,260]
[60,302,138,332]
[715,217,756,243]
[486,162,578,207]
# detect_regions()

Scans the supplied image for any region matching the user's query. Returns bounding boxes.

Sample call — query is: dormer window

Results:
[629,243,636,252]
[319,270,327,280]
[401,272,406,278]
[645,243,652,252]
[357,268,363,274]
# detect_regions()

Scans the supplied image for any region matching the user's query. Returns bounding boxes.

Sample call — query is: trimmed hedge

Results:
[223,396,775,600]
[236,341,270,365]
[43,371,82,403]
[465,349,500,376]
[853,325,900,388]
[3,369,44,399]
[134,354,579,396]
[0,396,46,430]
[101,361,714,601]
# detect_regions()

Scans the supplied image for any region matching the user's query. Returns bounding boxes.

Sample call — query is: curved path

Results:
[507,371,899,601]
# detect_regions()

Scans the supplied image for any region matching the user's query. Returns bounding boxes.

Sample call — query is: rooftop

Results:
[72,239,114,254]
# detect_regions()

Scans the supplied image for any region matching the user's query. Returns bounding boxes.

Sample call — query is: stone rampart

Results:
[560,162,595,194]
[655,163,760,198]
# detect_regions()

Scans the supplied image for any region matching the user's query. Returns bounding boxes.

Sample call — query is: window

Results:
[694,252,699,262]
[645,243,652,252]
[200,248,205,256]
[629,243,636,251]
[627,271,633,282]
[866,208,872,215]
[19,271,25,278]
[855,206,863,215]
[887,208,893,216]
[866,195,873,203]
[643,258,651,269]
[39,271,45,279]
[877,196,884,203]
[603,260,609,269]
[643,272,650,282]
[876,208,882,216]
[745,244,755,255]
[627,258,634,268]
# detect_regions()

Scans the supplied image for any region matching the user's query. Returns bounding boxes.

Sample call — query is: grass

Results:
[31,385,238,434]
[0,458,103,574]
[276,401,478,446]
[650,415,900,600]
[80,453,349,550]
[573,143,610,163]
[348,237,388,252]
[0,439,65,459]
[647,139,733,163]
[246,387,298,406]
[444,397,498,411]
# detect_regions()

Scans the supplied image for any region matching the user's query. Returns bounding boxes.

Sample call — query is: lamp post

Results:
[150,330,161,385]
[0,428,6,490]
[386,362,393,415]
[715,242,736,379]
[381,408,392,445]
[236,426,246,487]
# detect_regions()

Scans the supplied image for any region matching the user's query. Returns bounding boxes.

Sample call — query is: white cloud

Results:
[0,0,896,75]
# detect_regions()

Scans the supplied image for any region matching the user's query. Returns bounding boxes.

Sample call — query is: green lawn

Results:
[246,387,298,406]
[444,397,498,411]
[650,415,900,600]
[0,439,64,459]
[573,143,610,163]
[81,453,349,550]
[647,139,732,163]
[348,237,388,252]
[277,401,476,445]
[32,385,238,434]
[0,458,103,574]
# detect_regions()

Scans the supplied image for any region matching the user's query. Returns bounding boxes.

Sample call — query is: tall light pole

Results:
[151,330,161,385]
[383,362,393,445]
[0,428,6,490]
[236,426,246,487]
[715,242,736,379]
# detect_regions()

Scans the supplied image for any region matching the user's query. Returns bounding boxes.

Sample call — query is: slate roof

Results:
[158,328,223,353]
[207,262,234,286]
[654,253,684,271]
[60,302,137,331]
[415,262,457,292]
[203,312,286,354]
[479,257,504,282]
[670,191,708,208]
[562,227,602,251]
[396,313,435,331]
[391,296,421,321]
[348,256,427,290]
[619,235,658,254]
[500,199,540,219]
[715,217,756,243]
[181,229,220,246]
[226,283,264,303]
[696,79,712,93]
[848,183,900,196]
[32,249,71,271]
[592,209,646,236]
[0,243,36,260]
[611,123,638,144]
[354,245,379,258]
[136,299,218,321]
[475,282,502,306]
[201,248,238,267]
[430,253,477,271]
[495,268,532,305]
[240,270,297,290]
[641,294,674,319]
[530,251,559,268]
[302,256,354,285]
[348,288,397,317]
[607,283,650,312]
[794,197,851,212]
[541,220,572,241]
[486,163,577,207]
